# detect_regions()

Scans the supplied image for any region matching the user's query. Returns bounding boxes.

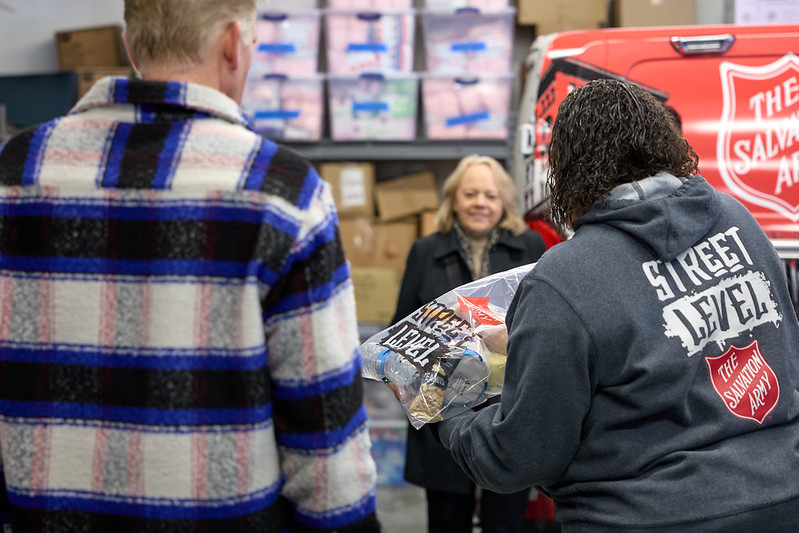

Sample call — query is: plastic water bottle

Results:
[361,343,423,387]
[361,343,490,407]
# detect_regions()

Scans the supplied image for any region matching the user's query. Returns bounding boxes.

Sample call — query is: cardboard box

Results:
[339,216,417,270]
[419,209,438,238]
[75,67,133,98]
[536,17,606,35]
[320,162,376,217]
[55,25,127,71]
[518,0,607,32]
[350,267,402,324]
[613,0,697,27]
[375,171,439,221]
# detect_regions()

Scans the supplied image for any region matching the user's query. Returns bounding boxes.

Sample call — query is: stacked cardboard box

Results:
[322,162,376,217]
[54,24,132,98]
[612,0,697,27]
[374,171,439,222]
[321,163,440,324]
[517,0,607,33]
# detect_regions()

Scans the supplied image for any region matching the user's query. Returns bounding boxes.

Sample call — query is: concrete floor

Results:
[377,484,428,532]
[375,485,561,533]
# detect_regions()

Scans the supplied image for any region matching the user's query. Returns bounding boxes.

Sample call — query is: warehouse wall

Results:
[0,0,123,76]
[0,0,732,76]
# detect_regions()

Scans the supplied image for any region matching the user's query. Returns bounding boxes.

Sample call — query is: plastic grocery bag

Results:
[360,262,535,428]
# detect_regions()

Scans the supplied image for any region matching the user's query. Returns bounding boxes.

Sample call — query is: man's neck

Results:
[139,61,221,93]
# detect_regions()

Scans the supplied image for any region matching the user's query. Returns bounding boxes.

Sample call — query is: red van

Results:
[516,23,799,272]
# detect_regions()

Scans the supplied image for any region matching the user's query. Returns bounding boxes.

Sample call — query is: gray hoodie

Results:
[438,174,799,529]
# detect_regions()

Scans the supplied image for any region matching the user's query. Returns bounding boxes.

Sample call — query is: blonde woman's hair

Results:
[434,154,527,236]
[124,0,257,71]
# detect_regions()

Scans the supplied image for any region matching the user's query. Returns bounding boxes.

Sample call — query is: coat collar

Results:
[72,76,252,129]
[431,228,527,260]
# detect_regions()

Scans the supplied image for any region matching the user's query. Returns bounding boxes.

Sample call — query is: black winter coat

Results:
[392,228,546,494]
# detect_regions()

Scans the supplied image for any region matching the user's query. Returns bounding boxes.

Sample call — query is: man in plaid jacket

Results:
[0,1,381,531]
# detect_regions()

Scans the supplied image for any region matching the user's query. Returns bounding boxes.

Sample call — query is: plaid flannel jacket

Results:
[0,77,379,532]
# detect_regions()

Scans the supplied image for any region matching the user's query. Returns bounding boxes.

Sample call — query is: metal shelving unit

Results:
[285,112,518,164]
[283,138,510,162]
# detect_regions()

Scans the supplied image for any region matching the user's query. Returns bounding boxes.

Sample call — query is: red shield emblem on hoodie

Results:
[705,340,780,424]
[718,54,799,222]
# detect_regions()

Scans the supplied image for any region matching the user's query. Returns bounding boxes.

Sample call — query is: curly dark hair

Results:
[547,79,699,232]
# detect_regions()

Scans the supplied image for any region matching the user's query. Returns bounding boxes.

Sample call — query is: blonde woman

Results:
[392,155,547,533]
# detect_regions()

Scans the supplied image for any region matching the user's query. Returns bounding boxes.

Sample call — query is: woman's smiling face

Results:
[453,163,504,239]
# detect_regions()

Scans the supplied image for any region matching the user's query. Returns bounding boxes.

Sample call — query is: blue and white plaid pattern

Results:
[0,77,379,532]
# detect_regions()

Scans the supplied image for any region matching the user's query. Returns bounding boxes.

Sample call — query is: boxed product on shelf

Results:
[325,9,416,74]
[350,266,402,324]
[241,74,323,141]
[374,171,440,221]
[422,8,516,74]
[421,73,512,139]
[329,0,412,8]
[327,73,419,141]
[338,216,418,269]
[319,162,376,217]
[251,10,321,76]
[426,0,508,10]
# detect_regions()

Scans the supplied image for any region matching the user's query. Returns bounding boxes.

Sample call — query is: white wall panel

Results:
[0,0,124,75]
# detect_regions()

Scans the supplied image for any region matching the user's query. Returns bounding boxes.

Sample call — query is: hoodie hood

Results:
[573,173,721,263]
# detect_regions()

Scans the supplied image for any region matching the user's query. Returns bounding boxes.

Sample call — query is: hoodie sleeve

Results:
[437,274,595,492]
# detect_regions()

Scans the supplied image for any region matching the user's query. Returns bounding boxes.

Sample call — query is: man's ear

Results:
[122,32,141,75]
[221,20,243,71]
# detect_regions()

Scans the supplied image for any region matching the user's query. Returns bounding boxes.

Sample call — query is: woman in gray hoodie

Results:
[435,79,799,532]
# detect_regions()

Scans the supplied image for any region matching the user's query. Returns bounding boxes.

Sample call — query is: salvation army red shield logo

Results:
[705,340,780,424]
[717,54,799,222]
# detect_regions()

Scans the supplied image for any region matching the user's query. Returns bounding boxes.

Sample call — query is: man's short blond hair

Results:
[124,0,257,70]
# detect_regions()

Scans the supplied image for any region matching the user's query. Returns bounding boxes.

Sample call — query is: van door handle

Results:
[670,34,735,55]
